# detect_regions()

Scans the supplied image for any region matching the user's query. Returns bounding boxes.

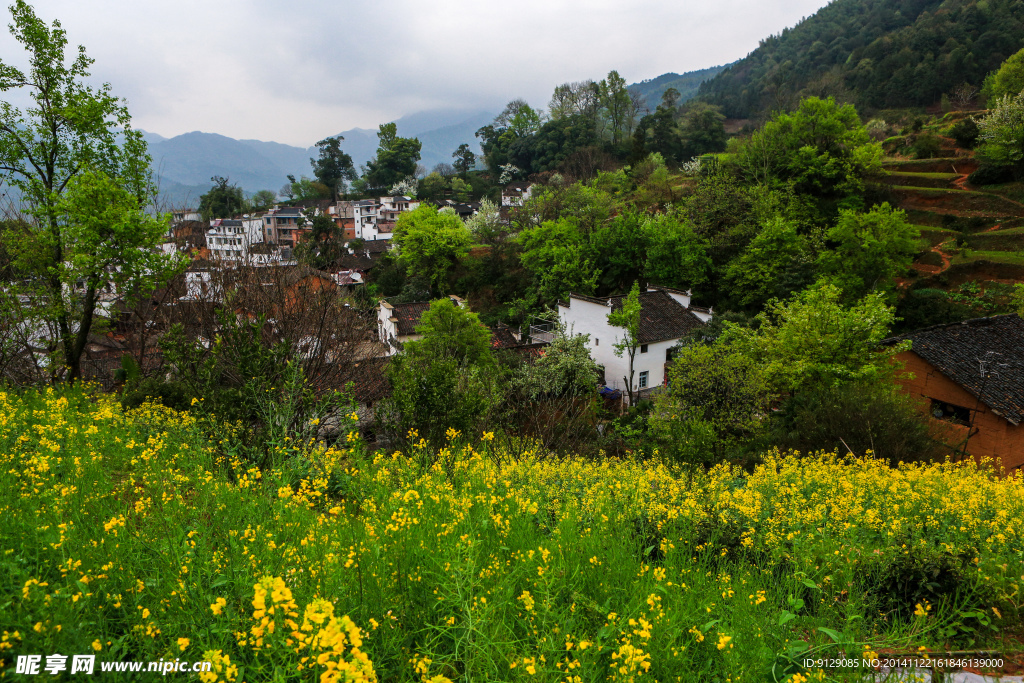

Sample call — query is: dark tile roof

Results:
[333,254,376,271]
[362,240,390,254]
[348,357,391,404]
[606,290,706,344]
[490,322,521,349]
[391,301,433,336]
[885,314,1024,425]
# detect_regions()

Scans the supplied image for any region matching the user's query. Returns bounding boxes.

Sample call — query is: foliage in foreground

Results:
[2,388,1023,682]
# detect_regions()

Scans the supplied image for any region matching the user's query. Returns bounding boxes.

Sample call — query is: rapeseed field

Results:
[2,386,1023,681]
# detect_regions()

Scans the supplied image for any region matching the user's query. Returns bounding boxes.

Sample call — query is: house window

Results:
[639,371,649,389]
[666,348,674,361]
[595,338,599,346]
[640,344,649,353]
[931,399,971,426]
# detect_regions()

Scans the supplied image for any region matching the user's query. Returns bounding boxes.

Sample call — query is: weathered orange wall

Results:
[895,351,1024,471]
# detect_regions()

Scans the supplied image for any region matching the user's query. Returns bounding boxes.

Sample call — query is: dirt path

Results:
[913,246,953,275]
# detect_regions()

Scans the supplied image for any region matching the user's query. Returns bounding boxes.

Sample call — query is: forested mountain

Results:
[628,65,729,108]
[698,0,1024,118]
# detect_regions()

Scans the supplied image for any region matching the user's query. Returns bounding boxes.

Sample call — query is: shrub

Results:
[762,380,943,464]
[948,118,980,149]
[911,132,943,159]
[968,164,1017,186]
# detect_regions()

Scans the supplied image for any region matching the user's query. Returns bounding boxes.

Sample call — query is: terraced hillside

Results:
[874,126,1024,329]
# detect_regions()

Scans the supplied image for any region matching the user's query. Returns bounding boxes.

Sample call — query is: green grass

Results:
[952,250,1024,266]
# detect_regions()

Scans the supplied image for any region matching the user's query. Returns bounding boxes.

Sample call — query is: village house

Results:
[501,182,534,207]
[376,296,465,355]
[557,286,711,397]
[262,206,307,252]
[205,217,265,262]
[887,314,1024,469]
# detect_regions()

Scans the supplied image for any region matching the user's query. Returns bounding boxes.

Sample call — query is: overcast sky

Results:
[3,0,832,147]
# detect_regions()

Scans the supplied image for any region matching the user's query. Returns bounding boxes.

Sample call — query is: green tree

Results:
[198,176,245,220]
[724,216,814,309]
[517,218,599,306]
[736,97,882,202]
[649,342,771,463]
[817,203,919,301]
[284,174,330,202]
[679,102,727,157]
[250,190,277,210]
[294,212,343,269]
[393,205,472,295]
[417,172,448,201]
[381,298,502,445]
[365,123,422,192]
[452,143,476,176]
[0,1,177,382]
[982,47,1024,103]
[310,136,356,200]
[607,281,642,406]
[598,70,632,146]
[723,280,905,393]
[643,214,712,291]
[412,297,494,367]
[975,91,1024,172]
[519,331,600,399]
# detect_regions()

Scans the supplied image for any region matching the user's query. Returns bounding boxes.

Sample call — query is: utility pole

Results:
[960,352,1006,459]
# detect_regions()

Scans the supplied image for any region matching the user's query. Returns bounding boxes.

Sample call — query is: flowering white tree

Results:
[388,176,418,198]
[976,92,1024,170]
[499,164,521,184]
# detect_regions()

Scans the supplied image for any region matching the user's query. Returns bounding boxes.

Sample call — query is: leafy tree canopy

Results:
[722,280,904,392]
[365,123,422,192]
[199,176,245,220]
[736,97,882,202]
[393,205,472,295]
[0,1,178,381]
[817,203,919,301]
[310,136,356,199]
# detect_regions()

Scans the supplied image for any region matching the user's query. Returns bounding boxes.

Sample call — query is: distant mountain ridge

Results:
[627,65,730,109]
[145,65,739,208]
[147,109,494,207]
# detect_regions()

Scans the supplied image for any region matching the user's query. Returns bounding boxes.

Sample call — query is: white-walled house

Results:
[206,217,264,262]
[501,182,534,207]
[557,286,711,395]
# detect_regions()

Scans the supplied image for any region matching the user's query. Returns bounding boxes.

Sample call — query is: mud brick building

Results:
[887,315,1024,470]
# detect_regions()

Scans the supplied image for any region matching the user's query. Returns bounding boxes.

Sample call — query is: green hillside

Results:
[628,64,729,109]
[698,0,1024,118]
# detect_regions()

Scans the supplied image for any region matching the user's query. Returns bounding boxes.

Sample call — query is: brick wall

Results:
[895,351,1024,471]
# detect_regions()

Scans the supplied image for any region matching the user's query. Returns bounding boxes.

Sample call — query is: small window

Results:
[595,338,599,346]
[931,399,971,426]
[666,348,674,361]
[639,371,649,389]
[640,344,649,353]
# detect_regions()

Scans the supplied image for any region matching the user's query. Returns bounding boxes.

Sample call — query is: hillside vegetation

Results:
[699,0,1024,117]
[4,388,1024,680]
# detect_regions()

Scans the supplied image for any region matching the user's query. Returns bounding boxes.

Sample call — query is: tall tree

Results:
[392,205,472,295]
[364,123,422,192]
[607,281,642,406]
[598,70,632,146]
[452,143,476,177]
[0,1,178,382]
[198,176,245,220]
[311,136,356,200]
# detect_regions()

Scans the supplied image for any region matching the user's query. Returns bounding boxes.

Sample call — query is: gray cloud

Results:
[3,0,831,145]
